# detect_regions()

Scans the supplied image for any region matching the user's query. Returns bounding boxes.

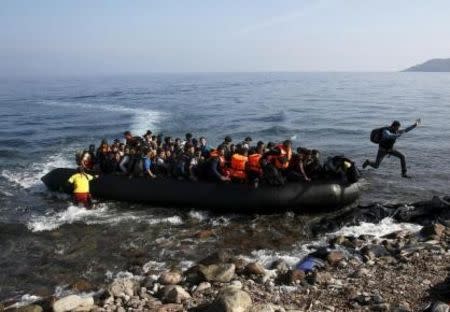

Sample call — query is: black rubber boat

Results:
[42,168,360,212]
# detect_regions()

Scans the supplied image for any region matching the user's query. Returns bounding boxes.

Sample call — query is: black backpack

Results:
[370,127,386,144]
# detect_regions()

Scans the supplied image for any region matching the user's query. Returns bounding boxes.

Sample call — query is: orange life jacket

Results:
[230,153,248,180]
[247,153,262,174]
[274,144,292,169]
[209,150,225,168]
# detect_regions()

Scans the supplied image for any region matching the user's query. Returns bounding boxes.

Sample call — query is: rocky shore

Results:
[2,197,450,312]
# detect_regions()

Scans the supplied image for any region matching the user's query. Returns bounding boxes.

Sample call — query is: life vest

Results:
[274,144,292,169]
[230,154,248,180]
[209,150,225,168]
[247,154,262,174]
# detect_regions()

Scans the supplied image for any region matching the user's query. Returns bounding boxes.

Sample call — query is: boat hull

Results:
[42,168,360,212]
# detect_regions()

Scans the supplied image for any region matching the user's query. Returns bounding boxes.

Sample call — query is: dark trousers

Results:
[367,147,407,174]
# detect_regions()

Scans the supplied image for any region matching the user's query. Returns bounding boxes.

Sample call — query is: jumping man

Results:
[363,119,421,178]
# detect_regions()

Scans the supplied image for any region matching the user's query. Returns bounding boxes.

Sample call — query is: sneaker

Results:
[362,160,369,169]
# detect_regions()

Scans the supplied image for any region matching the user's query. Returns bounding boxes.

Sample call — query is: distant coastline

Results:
[403,58,450,72]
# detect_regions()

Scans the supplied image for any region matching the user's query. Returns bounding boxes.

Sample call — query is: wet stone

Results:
[246,262,266,275]
[198,263,236,283]
[53,295,94,312]
[208,286,252,312]
[158,270,183,285]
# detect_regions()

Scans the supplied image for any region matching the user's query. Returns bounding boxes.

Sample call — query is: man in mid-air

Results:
[363,119,421,178]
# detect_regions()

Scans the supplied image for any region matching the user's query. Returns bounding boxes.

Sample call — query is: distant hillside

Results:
[403,58,450,72]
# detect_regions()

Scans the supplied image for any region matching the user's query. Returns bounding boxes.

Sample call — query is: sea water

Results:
[0,72,449,300]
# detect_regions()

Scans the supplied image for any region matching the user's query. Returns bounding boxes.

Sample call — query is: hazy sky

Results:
[1,0,450,76]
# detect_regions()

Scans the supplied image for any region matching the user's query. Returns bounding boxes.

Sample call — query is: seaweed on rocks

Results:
[311,196,450,236]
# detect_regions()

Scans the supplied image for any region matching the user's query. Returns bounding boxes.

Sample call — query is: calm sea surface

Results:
[0,73,449,300]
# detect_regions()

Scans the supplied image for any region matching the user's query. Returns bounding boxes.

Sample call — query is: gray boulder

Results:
[53,295,94,312]
[208,286,252,312]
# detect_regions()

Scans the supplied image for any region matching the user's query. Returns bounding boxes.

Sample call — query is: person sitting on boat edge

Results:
[124,130,137,147]
[241,136,252,150]
[143,130,157,150]
[199,137,212,158]
[100,139,117,173]
[184,132,193,146]
[324,156,360,184]
[142,148,157,178]
[246,141,265,187]
[229,144,249,183]
[260,142,288,186]
[273,140,293,173]
[205,145,230,182]
[67,167,97,209]
[218,136,233,161]
[287,147,311,182]
[305,149,322,179]
[174,143,197,180]
[154,148,169,175]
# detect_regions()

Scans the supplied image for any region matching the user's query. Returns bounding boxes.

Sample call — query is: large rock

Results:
[209,286,252,312]
[53,295,94,312]
[158,271,183,285]
[109,278,138,297]
[199,263,236,283]
[159,285,191,304]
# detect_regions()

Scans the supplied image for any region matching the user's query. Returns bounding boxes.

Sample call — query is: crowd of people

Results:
[75,130,359,187]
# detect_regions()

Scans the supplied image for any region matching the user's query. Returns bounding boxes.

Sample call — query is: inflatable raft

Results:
[42,168,360,212]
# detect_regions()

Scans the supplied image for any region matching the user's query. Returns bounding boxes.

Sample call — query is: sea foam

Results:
[41,100,165,136]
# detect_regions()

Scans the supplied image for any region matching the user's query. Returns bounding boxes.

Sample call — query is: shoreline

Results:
[2,197,450,312]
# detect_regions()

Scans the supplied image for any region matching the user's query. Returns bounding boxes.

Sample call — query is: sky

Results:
[1,0,450,76]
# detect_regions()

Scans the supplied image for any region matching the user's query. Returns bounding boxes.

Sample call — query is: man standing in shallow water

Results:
[363,119,421,178]
[68,167,97,208]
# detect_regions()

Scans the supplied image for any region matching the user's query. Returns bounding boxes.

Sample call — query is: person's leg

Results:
[389,149,407,176]
[73,193,91,208]
[364,148,387,169]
